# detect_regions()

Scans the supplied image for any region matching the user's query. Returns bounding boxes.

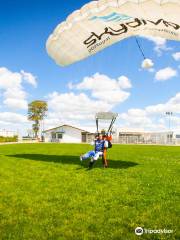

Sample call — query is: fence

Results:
[111,132,179,145]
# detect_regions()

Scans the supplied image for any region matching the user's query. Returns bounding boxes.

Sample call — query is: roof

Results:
[43,124,93,134]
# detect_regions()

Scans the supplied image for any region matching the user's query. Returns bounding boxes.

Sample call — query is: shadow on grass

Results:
[7,154,138,169]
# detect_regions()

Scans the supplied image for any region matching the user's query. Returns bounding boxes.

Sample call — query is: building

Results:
[112,129,175,145]
[43,124,180,145]
[43,124,94,143]
[173,132,180,145]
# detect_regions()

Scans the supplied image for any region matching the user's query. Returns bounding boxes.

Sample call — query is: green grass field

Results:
[0,143,179,240]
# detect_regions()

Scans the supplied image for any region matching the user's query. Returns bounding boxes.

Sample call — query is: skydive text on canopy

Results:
[84,18,179,52]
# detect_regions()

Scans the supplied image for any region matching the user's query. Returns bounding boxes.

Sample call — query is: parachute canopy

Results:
[46,0,180,66]
[95,112,118,134]
[95,112,118,120]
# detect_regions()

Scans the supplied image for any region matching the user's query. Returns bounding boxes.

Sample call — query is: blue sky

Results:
[0,0,180,134]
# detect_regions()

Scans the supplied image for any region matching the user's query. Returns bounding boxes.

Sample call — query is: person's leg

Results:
[80,151,95,161]
[102,151,105,166]
[103,149,108,168]
[88,152,102,168]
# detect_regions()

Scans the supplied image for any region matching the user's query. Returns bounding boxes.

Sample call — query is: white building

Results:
[43,124,94,143]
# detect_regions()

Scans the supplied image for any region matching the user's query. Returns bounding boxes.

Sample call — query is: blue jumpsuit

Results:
[82,139,108,161]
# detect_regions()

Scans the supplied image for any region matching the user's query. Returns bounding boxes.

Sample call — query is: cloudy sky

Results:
[0,0,180,135]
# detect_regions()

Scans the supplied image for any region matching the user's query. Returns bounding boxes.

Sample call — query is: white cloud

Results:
[155,67,177,81]
[48,91,111,119]
[119,93,180,131]
[142,36,171,55]
[144,36,166,46]
[0,111,30,135]
[145,93,180,115]
[172,52,180,61]
[0,112,28,124]
[45,73,132,129]
[0,67,37,110]
[44,91,110,129]
[120,109,152,128]
[72,73,131,104]
[92,90,130,104]
[141,58,154,69]
[44,73,133,130]
[0,67,22,89]
[3,88,26,99]
[3,98,27,110]
[118,76,132,89]
[21,70,37,87]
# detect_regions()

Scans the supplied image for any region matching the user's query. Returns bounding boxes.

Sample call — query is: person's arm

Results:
[90,140,95,146]
[104,140,108,148]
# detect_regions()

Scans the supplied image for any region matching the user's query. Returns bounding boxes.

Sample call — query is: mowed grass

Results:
[0,143,179,240]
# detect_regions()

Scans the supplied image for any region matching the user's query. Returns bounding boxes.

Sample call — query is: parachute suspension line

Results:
[108,119,115,133]
[108,116,117,134]
[135,37,146,60]
[96,118,99,133]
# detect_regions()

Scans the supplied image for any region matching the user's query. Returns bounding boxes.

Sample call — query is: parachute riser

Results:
[108,116,117,134]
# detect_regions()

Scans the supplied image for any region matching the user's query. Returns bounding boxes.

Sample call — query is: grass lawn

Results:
[0,143,179,240]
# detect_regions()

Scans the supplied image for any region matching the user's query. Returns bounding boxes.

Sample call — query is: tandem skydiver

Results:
[80,133,109,169]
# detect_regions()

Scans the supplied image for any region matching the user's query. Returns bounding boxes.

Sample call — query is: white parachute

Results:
[46,0,180,66]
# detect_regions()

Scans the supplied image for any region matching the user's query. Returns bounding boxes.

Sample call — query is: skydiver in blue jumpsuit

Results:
[80,133,108,169]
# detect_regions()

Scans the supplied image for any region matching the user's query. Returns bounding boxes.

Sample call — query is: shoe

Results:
[88,160,95,169]
[80,155,83,162]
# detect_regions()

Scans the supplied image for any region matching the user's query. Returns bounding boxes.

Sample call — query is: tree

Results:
[28,100,48,138]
